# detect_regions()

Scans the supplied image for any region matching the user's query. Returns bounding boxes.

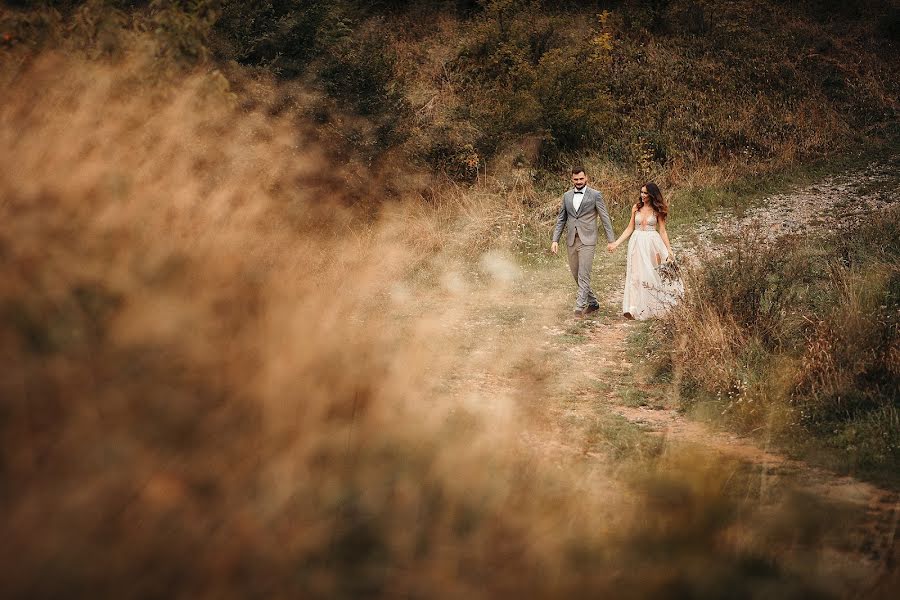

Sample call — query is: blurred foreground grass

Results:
[0,49,896,600]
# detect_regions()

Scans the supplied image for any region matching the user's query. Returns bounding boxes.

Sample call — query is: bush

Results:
[211,0,328,77]
[656,211,900,480]
[147,0,217,64]
[1,0,216,64]
[791,216,900,445]
[454,1,615,163]
[424,137,481,182]
[879,6,900,42]
[319,18,406,117]
[4,0,898,182]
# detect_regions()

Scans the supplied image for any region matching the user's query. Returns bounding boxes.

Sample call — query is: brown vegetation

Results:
[1,41,878,600]
[1,1,898,597]
[653,212,900,482]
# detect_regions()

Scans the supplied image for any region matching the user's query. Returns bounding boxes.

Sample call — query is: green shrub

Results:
[146,0,217,64]
[424,138,481,182]
[211,0,328,77]
[454,1,615,163]
[319,18,405,117]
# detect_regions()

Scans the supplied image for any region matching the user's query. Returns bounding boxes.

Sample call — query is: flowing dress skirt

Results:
[622,230,683,320]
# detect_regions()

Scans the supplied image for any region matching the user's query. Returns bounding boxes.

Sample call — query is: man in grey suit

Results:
[551,166,616,316]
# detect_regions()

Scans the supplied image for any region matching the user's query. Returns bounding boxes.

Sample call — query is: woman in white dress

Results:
[607,183,681,320]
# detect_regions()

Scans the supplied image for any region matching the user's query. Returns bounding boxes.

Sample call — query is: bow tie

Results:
[574,189,584,193]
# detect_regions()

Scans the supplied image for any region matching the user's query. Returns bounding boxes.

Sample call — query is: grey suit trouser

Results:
[567,233,598,310]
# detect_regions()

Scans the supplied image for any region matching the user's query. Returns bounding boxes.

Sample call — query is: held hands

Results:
[554,241,625,254]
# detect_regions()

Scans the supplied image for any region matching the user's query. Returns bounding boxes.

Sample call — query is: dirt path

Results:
[678,158,899,254]
[589,317,898,574]
[542,159,900,588]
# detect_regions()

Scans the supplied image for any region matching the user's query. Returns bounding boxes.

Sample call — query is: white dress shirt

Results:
[573,187,585,211]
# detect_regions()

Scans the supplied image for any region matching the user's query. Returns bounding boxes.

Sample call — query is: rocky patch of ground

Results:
[677,158,899,259]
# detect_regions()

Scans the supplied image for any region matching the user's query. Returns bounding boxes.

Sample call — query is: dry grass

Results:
[654,215,900,481]
[0,51,536,597]
[0,47,868,598]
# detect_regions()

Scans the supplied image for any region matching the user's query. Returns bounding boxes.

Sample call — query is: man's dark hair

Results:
[571,165,586,175]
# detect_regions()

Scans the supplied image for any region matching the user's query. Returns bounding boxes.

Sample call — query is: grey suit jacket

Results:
[552,186,615,247]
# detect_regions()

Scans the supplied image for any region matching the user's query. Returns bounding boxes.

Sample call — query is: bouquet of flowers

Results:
[656,256,681,283]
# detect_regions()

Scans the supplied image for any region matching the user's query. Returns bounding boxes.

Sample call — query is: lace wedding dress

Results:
[622,211,683,320]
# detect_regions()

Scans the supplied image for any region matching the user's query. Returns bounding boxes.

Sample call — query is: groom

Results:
[551,166,615,316]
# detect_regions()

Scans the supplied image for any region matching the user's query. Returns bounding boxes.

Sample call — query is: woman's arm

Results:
[658,216,674,257]
[608,205,636,252]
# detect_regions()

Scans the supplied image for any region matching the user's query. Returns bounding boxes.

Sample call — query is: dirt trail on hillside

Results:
[562,159,899,588]
[677,158,899,257]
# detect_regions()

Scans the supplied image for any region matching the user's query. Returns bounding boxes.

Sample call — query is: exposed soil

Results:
[678,158,900,257]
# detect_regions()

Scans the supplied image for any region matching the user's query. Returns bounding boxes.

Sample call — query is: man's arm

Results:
[551,195,567,253]
[595,191,615,243]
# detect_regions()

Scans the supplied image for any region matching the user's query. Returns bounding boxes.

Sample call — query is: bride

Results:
[607,183,682,320]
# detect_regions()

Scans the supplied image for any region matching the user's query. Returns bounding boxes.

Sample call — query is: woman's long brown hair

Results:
[637,182,668,221]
